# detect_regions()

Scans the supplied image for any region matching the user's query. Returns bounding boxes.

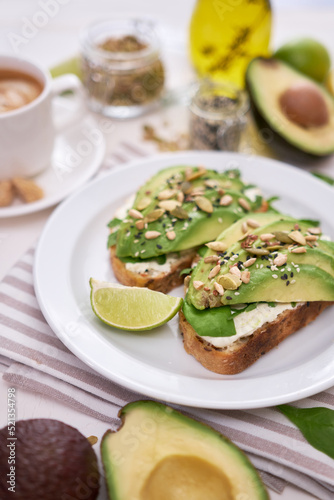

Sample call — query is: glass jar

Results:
[189,80,249,151]
[189,0,272,88]
[80,18,165,118]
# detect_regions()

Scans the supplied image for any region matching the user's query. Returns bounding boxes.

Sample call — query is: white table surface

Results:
[1,1,334,499]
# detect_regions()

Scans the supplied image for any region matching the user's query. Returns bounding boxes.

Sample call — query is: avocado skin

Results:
[249,98,327,165]
[0,419,100,500]
[246,57,334,163]
[101,400,269,500]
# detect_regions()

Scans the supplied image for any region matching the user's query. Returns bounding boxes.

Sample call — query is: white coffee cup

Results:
[0,55,83,180]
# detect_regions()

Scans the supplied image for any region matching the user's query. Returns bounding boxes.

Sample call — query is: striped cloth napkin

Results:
[1,142,334,500]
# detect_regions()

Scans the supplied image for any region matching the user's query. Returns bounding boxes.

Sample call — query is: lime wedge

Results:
[90,279,183,331]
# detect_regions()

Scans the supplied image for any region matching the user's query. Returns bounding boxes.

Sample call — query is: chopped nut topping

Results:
[193,280,205,290]
[145,231,161,240]
[273,253,288,266]
[166,231,176,241]
[241,270,251,284]
[214,282,225,295]
[219,194,233,206]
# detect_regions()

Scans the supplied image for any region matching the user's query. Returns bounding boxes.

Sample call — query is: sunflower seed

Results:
[129,208,143,219]
[208,264,221,279]
[135,220,145,230]
[229,266,241,277]
[204,255,220,263]
[145,231,161,240]
[242,221,249,234]
[238,198,251,211]
[204,179,219,189]
[305,234,318,241]
[291,246,307,254]
[158,189,177,200]
[260,233,275,241]
[177,191,184,203]
[243,257,257,267]
[185,167,206,181]
[206,241,227,252]
[308,227,322,235]
[219,194,233,206]
[247,218,260,228]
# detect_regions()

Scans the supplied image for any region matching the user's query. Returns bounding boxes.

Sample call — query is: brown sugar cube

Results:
[0,180,14,207]
[12,177,44,203]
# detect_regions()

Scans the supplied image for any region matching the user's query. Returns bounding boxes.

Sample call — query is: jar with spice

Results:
[189,80,249,151]
[80,18,165,118]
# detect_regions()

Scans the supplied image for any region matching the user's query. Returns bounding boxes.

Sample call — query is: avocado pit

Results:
[279,82,329,128]
[141,454,234,500]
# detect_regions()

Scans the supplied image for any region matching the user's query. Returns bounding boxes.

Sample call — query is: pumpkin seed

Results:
[158,200,181,211]
[272,231,294,244]
[136,197,151,211]
[170,206,189,219]
[194,196,213,213]
[218,273,241,290]
[180,181,193,194]
[289,230,306,246]
[246,248,270,256]
[146,208,165,222]
[185,167,206,181]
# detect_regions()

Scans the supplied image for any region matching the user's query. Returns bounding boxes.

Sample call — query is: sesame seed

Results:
[290,279,296,284]
[235,292,240,295]
[296,268,300,273]
[272,274,278,279]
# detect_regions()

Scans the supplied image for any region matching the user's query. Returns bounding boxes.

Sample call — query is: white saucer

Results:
[0,98,105,218]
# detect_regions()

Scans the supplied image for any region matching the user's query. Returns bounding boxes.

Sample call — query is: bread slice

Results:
[110,246,198,294]
[179,301,332,374]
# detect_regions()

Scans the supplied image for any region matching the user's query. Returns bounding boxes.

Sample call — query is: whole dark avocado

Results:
[246,57,334,162]
[0,419,100,500]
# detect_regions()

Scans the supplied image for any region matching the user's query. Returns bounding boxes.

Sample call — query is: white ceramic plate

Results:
[34,151,334,409]
[0,98,105,218]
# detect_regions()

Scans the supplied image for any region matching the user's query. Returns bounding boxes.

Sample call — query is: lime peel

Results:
[90,278,183,331]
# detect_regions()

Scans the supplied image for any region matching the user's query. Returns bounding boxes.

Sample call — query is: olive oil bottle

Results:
[189,0,272,87]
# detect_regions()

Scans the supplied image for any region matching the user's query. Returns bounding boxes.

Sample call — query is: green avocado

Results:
[221,265,334,304]
[246,58,334,158]
[112,166,265,260]
[188,216,315,309]
[101,400,269,500]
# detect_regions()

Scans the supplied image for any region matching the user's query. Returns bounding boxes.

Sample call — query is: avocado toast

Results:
[108,165,268,293]
[180,213,334,374]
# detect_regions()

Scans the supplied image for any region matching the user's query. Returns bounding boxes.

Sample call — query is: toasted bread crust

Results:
[179,302,332,374]
[110,246,197,294]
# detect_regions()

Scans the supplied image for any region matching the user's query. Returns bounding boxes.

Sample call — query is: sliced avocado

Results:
[101,400,268,500]
[246,58,334,157]
[188,216,310,309]
[221,265,334,304]
[114,166,264,259]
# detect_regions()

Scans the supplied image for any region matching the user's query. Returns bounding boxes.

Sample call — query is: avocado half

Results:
[101,400,268,500]
[246,57,334,159]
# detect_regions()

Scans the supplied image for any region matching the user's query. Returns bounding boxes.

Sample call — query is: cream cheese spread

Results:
[202,302,303,348]
[125,253,180,277]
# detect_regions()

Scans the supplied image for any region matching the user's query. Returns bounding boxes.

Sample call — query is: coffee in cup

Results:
[0,70,43,113]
